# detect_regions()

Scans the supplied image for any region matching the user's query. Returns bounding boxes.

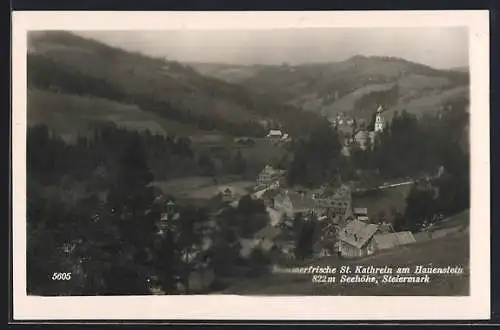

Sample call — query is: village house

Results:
[312,184,353,221]
[273,190,318,218]
[260,188,280,208]
[338,219,380,258]
[280,133,292,143]
[154,198,180,233]
[338,219,418,258]
[378,221,395,233]
[354,130,376,151]
[266,129,283,141]
[255,164,287,190]
[220,187,235,203]
[353,207,369,221]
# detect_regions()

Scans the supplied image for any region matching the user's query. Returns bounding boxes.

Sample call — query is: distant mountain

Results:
[449,66,469,73]
[27,31,326,140]
[190,55,470,122]
[186,62,263,84]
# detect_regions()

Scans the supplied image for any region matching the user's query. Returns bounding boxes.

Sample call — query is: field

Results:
[430,209,470,231]
[191,137,290,177]
[387,85,469,119]
[221,224,469,296]
[151,176,255,199]
[310,82,395,116]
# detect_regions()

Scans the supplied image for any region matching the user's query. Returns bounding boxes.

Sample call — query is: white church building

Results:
[374,105,385,133]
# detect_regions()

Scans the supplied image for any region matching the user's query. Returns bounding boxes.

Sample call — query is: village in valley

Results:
[26,30,470,297]
[150,104,468,294]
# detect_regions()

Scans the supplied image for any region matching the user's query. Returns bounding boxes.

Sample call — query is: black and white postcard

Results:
[12,10,490,320]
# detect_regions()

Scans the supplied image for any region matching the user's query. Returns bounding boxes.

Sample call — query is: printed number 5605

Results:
[51,272,72,280]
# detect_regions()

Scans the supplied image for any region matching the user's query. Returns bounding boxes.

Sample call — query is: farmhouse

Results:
[338,218,419,258]
[256,164,287,190]
[260,188,280,208]
[281,133,292,142]
[312,184,353,221]
[338,219,380,258]
[273,190,318,218]
[220,187,236,203]
[266,129,283,139]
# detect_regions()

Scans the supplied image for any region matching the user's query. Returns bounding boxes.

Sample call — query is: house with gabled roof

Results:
[256,164,287,190]
[338,219,380,258]
[266,129,283,140]
[372,231,416,251]
[273,190,318,218]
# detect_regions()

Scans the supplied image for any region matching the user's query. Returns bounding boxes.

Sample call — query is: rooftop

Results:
[254,226,282,240]
[353,207,368,215]
[338,219,379,249]
[267,130,283,136]
[373,231,416,250]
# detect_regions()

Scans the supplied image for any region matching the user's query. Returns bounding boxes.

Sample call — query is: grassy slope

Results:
[222,214,469,296]
[188,62,262,83]
[27,89,214,140]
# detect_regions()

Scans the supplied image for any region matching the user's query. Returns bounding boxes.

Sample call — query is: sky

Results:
[76,27,469,69]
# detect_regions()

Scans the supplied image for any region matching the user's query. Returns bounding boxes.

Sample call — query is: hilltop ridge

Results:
[28,31,327,139]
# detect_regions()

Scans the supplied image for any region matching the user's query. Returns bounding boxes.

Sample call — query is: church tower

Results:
[374,105,385,133]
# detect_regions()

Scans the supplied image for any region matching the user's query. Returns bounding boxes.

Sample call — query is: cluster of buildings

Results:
[265,129,292,144]
[331,105,386,155]
[230,164,417,261]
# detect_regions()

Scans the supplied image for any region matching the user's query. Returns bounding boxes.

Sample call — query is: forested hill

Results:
[190,56,469,122]
[27,31,327,139]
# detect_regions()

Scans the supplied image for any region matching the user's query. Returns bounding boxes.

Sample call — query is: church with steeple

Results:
[353,105,386,151]
[374,105,385,133]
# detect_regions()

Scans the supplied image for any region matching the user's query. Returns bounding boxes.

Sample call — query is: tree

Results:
[236,195,268,237]
[198,151,216,177]
[367,111,377,131]
[403,183,436,232]
[287,121,342,187]
[232,150,247,175]
[293,214,316,260]
[376,210,387,224]
[174,205,211,293]
[210,208,242,276]
[392,212,406,232]
[100,135,168,294]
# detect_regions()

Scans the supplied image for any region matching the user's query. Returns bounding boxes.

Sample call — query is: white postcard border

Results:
[12,10,490,320]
